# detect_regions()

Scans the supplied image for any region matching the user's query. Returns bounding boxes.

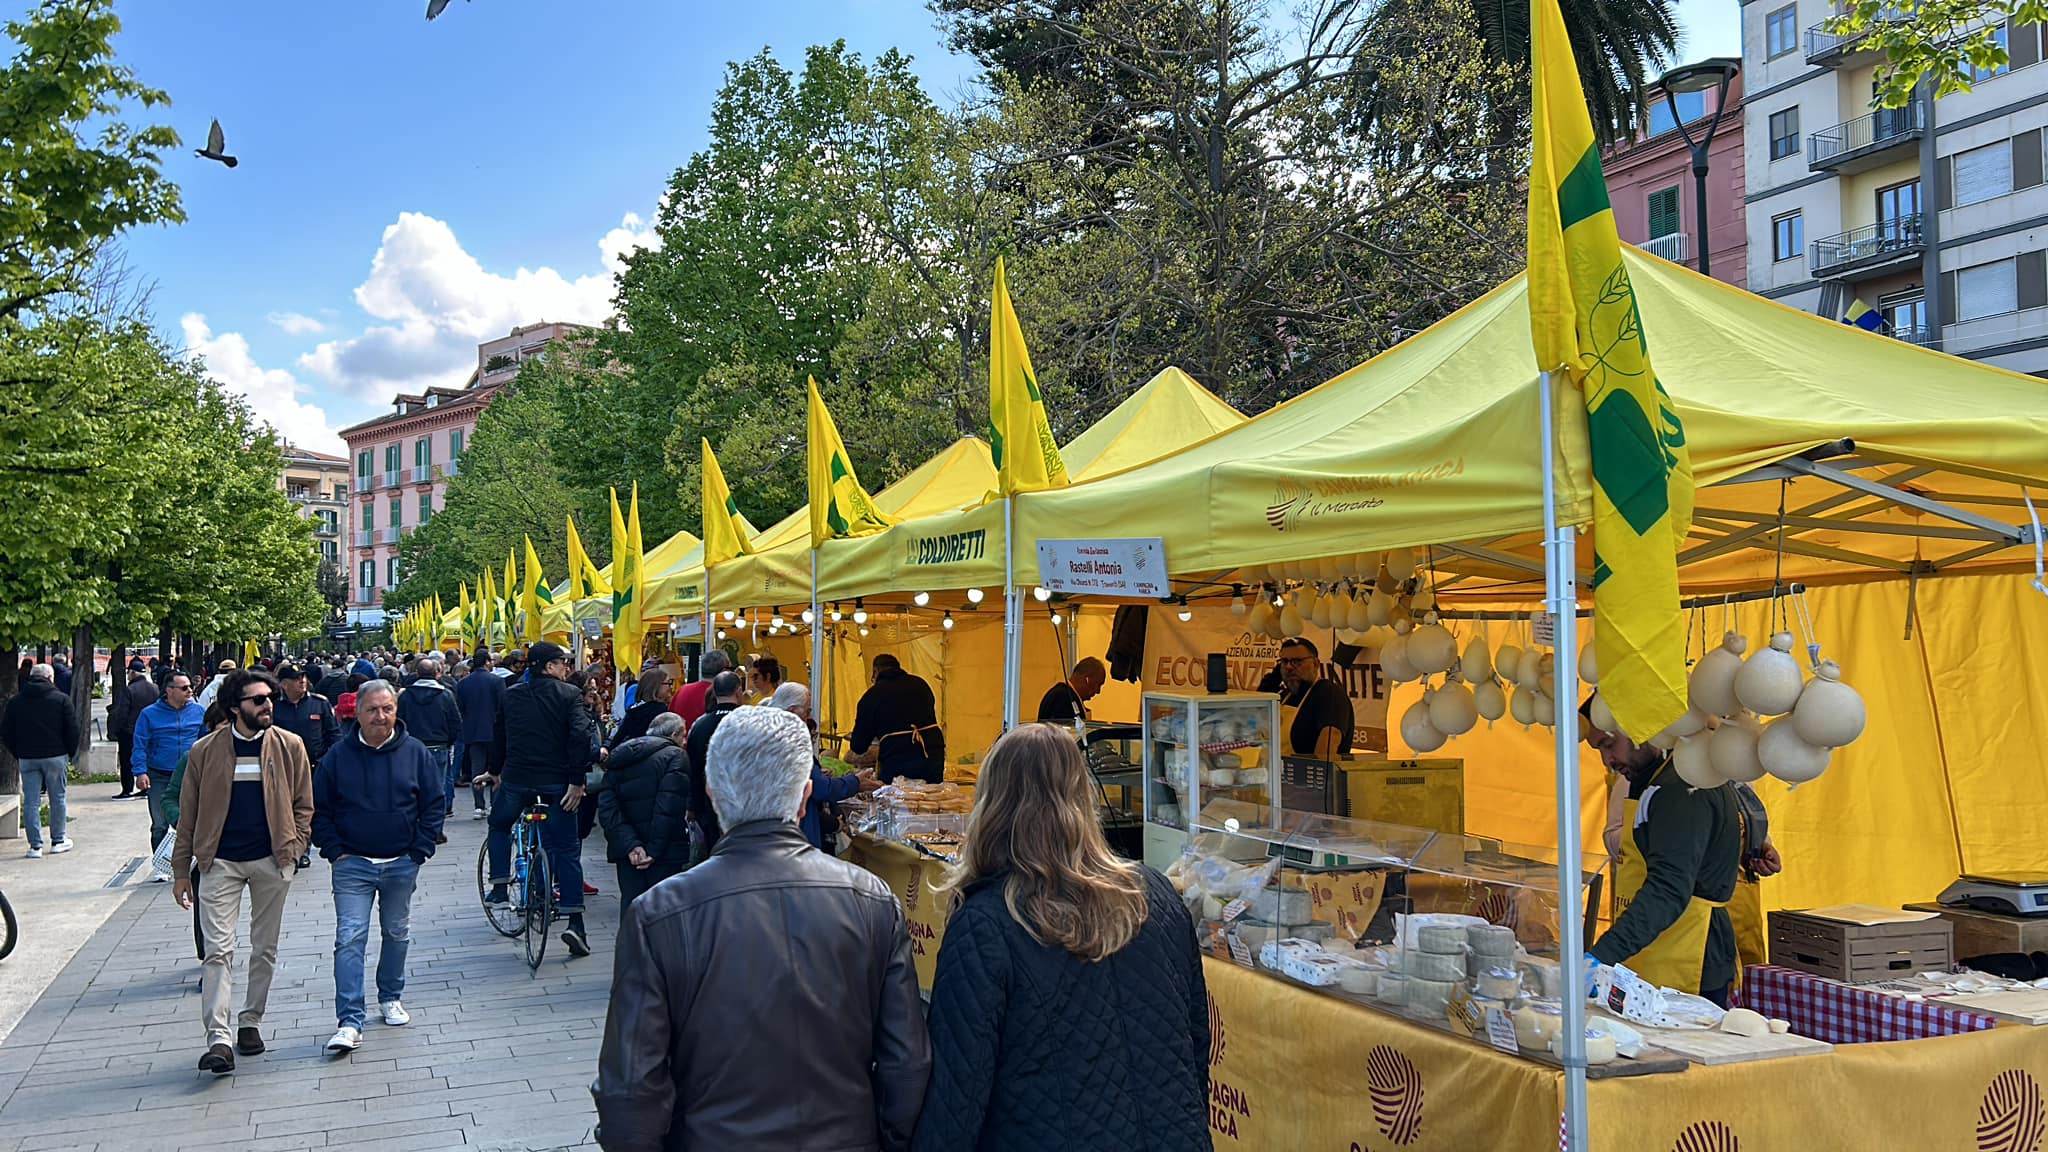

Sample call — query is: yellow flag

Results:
[433,593,447,649]
[458,582,475,651]
[483,567,500,648]
[807,378,896,549]
[611,485,646,673]
[502,547,518,633]
[701,439,755,566]
[522,536,551,643]
[1527,0,1693,741]
[567,513,607,601]
[987,256,1069,496]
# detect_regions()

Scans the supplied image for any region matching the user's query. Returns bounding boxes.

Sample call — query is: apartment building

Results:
[338,321,587,618]
[1604,70,1748,285]
[1742,3,2047,375]
[280,446,350,572]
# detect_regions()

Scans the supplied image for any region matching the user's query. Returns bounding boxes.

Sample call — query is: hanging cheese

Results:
[1760,715,1831,784]
[1366,589,1395,627]
[1278,600,1305,638]
[1400,697,1448,753]
[1578,644,1598,686]
[1328,587,1356,631]
[1474,678,1507,722]
[1460,636,1493,682]
[1792,660,1866,747]
[1380,632,1419,683]
[1587,691,1617,735]
[1316,554,1344,583]
[1653,705,1711,747]
[1509,683,1538,726]
[1531,688,1556,728]
[1410,587,1436,614]
[1672,733,1722,789]
[1429,678,1479,736]
[1346,588,1373,632]
[1386,547,1417,581]
[1495,643,1525,686]
[1689,633,1748,717]
[1247,596,1275,637]
[1408,620,1458,675]
[1734,631,1803,716]
[1513,647,1543,689]
[1308,589,1333,630]
[1709,713,1766,783]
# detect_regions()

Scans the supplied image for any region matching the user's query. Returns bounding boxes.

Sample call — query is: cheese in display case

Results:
[1140,691,1281,871]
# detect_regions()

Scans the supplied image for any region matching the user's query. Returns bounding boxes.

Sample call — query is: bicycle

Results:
[475,795,555,971]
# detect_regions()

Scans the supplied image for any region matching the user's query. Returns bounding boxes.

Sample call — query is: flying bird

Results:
[195,119,237,168]
[425,0,465,18]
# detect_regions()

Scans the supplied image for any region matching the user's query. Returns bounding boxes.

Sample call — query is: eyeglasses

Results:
[239,693,274,707]
[1277,656,1311,666]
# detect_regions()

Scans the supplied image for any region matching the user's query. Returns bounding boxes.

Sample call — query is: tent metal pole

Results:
[810,550,824,727]
[1542,369,1590,1152]
[1003,495,1020,731]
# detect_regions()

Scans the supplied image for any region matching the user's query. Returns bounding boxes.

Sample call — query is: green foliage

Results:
[1831,0,2043,108]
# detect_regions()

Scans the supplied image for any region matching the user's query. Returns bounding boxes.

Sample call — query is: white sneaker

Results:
[325,1026,361,1054]
[24,847,41,859]
[51,839,73,854]
[381,1001,410,1026]
[472,807,486,820]
[151,870,171,883]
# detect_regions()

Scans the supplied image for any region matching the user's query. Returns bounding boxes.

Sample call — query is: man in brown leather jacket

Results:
[593,706,930,1152]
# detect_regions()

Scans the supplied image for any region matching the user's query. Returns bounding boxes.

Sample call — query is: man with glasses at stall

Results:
[1275,638,1353,759]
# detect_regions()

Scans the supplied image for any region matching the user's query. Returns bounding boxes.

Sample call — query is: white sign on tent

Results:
[1035,537,1168,599]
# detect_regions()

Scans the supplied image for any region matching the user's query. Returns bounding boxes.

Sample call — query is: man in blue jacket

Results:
[395,654,462,835]
[133,671,207,880]
[454,649,506,821]
[311,680,444,1056]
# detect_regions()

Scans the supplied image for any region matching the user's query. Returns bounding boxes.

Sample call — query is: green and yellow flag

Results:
[701,439,755,566]
[502,548,518,631]
[806,378,896,548]
[482,567,500,647]
[432,593,448,649]
[611,485,646,674]
[1528,0,1693,741]
[521,536,551,644]
[458,582,475,651]
[987,255,1068,497]
[567,513,606,601]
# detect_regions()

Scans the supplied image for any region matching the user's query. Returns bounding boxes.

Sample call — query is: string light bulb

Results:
[771,613,784,630]
[852,599,868,625]
[942,611,954,630]
[723,610,736,622]
[912,590,930,607]
[1177,598,1193,623]
[859,626,870,637]
[1050,609,1064,626]
[830,605,843,622]
[1230,584,1247,617]
[801,608,815,624]
[1032,586,1052,602]
[966,587,985,604]
[716,629,727,641]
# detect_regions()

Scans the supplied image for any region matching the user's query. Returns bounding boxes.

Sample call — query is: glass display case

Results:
[1168,798,1610,1062]
[1140,691,1281,871]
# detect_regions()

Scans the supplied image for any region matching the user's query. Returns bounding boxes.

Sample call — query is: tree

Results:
[1463,0,1680,143]
[1831,0,2043,108]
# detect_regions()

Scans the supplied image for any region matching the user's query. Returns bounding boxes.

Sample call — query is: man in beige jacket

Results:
[172,667,315,1075]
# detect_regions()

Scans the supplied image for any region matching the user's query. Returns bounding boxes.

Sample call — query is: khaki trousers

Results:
[198,857,295,1046]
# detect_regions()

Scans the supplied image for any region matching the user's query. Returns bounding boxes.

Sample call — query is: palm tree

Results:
[1470,0,1682,144]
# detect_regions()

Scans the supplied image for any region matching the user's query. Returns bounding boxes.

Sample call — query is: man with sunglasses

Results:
[170,668,315,1075]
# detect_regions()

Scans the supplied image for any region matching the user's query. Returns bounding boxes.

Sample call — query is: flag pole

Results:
[810,549,824,732]
[1543,368,1590,1151]
[1002,494,1020,731]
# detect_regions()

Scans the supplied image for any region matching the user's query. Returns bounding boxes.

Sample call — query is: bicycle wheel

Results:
[522,838,552,971]
[0,889,15,961]
[479,840,520,938]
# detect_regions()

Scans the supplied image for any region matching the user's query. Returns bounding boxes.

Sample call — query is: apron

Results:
[1279,700,1302,755]
[877,723,945,783]
[1611,762,1729,996]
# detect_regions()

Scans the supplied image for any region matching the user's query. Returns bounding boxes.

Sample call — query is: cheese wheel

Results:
[1406,950,1467,982]
[1416,924,1469,953]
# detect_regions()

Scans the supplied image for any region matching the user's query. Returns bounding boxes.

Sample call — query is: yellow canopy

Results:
[1014,251,2048,595]
[816,366,1247,603]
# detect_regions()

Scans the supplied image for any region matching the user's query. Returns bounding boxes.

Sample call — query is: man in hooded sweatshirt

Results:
[395,654,463,837]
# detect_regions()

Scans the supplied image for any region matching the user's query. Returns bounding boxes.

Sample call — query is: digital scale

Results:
[1938,872,2048,917]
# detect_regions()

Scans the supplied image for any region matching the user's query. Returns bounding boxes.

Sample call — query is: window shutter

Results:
[2013,19,2043,69]
[1953,143,2013,207]
[1941,271,1957,326]
[1957,259,2019,321]
[1940,155,1955,207]
[2019,250,2048,312]
[2015,130,2046,192]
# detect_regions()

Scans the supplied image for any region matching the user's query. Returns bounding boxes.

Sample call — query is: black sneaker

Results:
[486,885,511,908]
[198,1044,235,1075]
[236,1027,265,1056]
[562,916,591,958]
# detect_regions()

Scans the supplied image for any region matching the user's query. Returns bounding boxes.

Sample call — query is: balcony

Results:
[1805,4,1913,65]
[314,521,339,538]
[354,531,374,548]
[1894,323,1937,346]
[1810,215,1925,279]
[441,459,460,478]
[411,464,433,484]
[379,527,400,544]
[382,470,400,490]
[1639,232,1688,264]
[1809,101,1923,174]
[358,474,377,493]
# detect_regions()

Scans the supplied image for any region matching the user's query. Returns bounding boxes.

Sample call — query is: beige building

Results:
[280,446,351,571]
[1741,4,2046,375]
[338,322,589,620]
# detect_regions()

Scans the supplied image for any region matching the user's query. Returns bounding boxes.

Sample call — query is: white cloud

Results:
[181,313,347,455]
[297,209,654,400]
[265,310,327,335]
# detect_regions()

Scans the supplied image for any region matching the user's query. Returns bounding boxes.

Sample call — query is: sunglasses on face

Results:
[240,693,274,707]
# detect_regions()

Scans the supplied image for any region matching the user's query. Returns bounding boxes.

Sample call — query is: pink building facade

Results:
[1603,74,1748,286]
[339,322,586,621]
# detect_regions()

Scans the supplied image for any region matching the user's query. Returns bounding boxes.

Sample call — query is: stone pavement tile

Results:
[254,1099,456,1139]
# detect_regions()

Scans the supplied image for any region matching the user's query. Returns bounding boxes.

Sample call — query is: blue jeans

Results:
[18,757,67,850]
[425,745,456,815]
[330,856,419,1029]
[486,784,584,913]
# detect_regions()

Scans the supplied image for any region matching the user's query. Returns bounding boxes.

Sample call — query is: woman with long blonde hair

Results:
[912,724,1210,1152]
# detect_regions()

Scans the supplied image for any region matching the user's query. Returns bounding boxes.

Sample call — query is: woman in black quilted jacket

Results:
[913,724,1210,1152]
[594,711,694,910]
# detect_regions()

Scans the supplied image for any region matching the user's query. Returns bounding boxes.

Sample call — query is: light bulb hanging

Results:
[912,590,930,607]
[942,611,955,630]
[801,608,815,624]
[1032,586,1051,602]
[966,587,985,604]
[1230,583,1247,617]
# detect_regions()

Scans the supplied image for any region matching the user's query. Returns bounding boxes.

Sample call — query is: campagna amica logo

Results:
[1207,993,1225,1068]
[1979,1069,2046,1152]
[1670,1120,1739,1152]
[1366,1045,1423,1146]
[1265,482,1306,531]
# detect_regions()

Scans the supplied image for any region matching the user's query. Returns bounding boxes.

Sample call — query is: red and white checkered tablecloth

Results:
[1737,964,2001,1044]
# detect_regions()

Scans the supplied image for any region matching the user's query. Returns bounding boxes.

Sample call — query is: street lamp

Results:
[1658,57,1740,279]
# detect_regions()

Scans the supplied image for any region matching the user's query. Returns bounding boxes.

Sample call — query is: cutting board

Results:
[1946,988,2048,1025]
[1631,1022,1834,1065]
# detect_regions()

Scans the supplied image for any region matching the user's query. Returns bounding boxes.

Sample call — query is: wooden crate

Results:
[1768,910,1953,984]
[1903,902,2048,963]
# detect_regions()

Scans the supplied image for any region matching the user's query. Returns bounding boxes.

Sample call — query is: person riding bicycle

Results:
[480,642,599,958]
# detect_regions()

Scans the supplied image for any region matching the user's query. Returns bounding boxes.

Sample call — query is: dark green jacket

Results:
[162,752,190,828]
[1591,759,1741,994]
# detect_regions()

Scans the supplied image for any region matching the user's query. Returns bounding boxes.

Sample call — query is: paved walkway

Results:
[0,802,623,1152]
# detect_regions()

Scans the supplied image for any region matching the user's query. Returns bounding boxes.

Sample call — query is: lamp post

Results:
[1659,57,1741,279]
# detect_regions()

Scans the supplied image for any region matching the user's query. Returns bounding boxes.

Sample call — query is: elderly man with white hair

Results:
[594,705,930,1152]
[767,682,877,852]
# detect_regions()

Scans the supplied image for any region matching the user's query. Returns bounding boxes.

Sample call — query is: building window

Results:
[1955,257,2018,321]
[359,559,374,593]
[334,483,348,500]
[361,503,373,532]
[1880,290,1926,335]
[321,540,338,564]
[1765,4,1798,58]
[415,436,432,466]
[386,558,400,589]
[384,443,400,472]
[1876,179,1921,239]
[1647,186,1682,238]
[450,428,464,459]
[418,492,433,525]
[1644,90,1708,138]
[389,497,403,532]
[1769,108,1800,161]
[1772,212,1804,262]
[1951,140,2013,207]
[1965,21,2010,83]
[357,450,372,480]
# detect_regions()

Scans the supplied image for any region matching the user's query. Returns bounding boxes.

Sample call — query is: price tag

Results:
[1221,897,1248,923]
[1532,612,1557,648]
[1227,932,1253,967]
[1484,1007,1521,1054]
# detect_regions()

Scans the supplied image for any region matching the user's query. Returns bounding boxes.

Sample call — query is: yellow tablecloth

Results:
[843,832,956,990]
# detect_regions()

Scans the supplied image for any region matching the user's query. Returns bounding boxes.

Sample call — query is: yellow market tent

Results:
[817,366,1246,603]
[1010,249,2048,914]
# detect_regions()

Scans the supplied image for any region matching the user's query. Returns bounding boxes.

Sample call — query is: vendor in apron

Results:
[847,653,946,784]
[1275,638,1353,758]
[1583,712,1742,1006]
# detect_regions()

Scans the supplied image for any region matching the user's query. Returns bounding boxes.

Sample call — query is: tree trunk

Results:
[71,624,93,769]
[0,645,17,796]
[158,621,172,663]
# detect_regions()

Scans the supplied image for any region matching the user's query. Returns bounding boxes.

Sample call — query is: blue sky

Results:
[92,0,1737,454]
